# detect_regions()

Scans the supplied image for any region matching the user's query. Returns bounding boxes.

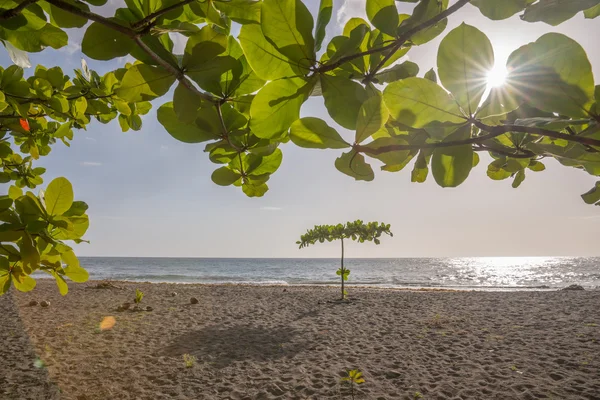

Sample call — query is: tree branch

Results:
[318,0,472,74]
[131,0,196,29]
[131,36,215,103]
[0,0,39,21]
[355,125,508,155]
[356,120,600,158]
[45,0,136,37]
[474,120,600,148]
[474,145,535,159]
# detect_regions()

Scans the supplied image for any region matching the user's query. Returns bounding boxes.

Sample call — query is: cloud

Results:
[58,41,81,56]
[81,161,102,167]
[336,0,367,28]
[260,206,282,211]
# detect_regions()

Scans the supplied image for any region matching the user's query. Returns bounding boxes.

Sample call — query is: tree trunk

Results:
[340,238,345,300]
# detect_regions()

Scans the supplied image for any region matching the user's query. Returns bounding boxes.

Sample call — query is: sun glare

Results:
[487,64,508,88]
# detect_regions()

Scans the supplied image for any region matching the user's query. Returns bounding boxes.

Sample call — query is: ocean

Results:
[73,257,600,290]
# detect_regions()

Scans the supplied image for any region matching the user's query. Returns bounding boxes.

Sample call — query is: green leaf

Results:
[0,258,10,295]
[528,160,546,172]
[315,0,333,51]
[374,61,419,84]
[290,118,350,149]
[335,150,374,181]
[239,24,299,81]
[521,0,600,26]
[362,137,412,167]
[321,75,368,130]
[43,2,89,28]
[81,21,133,60]
[383,77,464,128]
[356,91,388,143]
[431,126,474,187]
[182,25,228,70]
[52,272,68,296]
[8,186,22,200]
[61,250,89,283]
[476,86,521,119]
[424,68,437,83]
[512,169,526,188]
[212,167,241,186]
[487,159,513,180]
[11,266,36,292]
[261,0,315,66]
[437,23,494,114]
[157,102,219,143]
[366,0,399,36]
[116,64,176,102]
[242,182,269,197]
[250,77,314,139]
[398,0,448,45]
[214,0,262,24]
[45,177,73,216]
[507,33,595,117]
[411,150,432,183]
[581,182,600,204]
[584,4,600,18]
[471,0,534,20]
[173,83,201,124]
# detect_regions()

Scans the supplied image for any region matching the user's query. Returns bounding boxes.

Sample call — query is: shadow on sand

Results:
[160,324,303,368]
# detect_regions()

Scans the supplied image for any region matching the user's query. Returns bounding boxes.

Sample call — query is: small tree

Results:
[297,220,392,300]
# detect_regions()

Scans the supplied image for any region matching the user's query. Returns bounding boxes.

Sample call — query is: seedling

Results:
[134,289,144,304]
[183,353,197,368]
[341,369,365,400]
[414,392,423,399]
[298,221,392,300]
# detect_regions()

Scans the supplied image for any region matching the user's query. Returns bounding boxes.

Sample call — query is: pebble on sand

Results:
[146,306,153,312]
[29,300,39,307]
[40,301,50,308]
[190,297,199,304]
[171,292,177,297]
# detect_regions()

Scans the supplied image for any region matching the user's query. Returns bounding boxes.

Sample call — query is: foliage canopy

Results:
[1,0,600,295]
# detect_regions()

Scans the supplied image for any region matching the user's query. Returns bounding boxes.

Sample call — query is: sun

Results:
[487,63,508,88]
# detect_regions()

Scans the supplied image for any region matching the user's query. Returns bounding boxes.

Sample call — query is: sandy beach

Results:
[1,280,599,399]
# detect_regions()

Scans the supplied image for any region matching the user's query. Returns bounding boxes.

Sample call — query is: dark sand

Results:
[1,280,599,399]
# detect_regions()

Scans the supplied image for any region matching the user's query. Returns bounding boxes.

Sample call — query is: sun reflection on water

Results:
[446,257,565,287]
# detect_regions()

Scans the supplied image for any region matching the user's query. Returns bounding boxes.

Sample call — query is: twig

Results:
[0,0,39,21]
[131,0,196,29]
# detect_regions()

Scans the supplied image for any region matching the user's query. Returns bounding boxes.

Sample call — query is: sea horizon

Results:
[52,256,600,290]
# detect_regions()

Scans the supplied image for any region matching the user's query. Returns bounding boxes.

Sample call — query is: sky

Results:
[1,0,600,258]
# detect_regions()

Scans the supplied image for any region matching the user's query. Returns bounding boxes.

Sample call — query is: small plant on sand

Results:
[414,392,423,399]
[341,369,365,400]
[183,354,197,368]
[134,289,144,304]
[297,221,392,300]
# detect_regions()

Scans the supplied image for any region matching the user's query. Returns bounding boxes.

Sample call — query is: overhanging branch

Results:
[355,120,600,158]
[317,0,472,74]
